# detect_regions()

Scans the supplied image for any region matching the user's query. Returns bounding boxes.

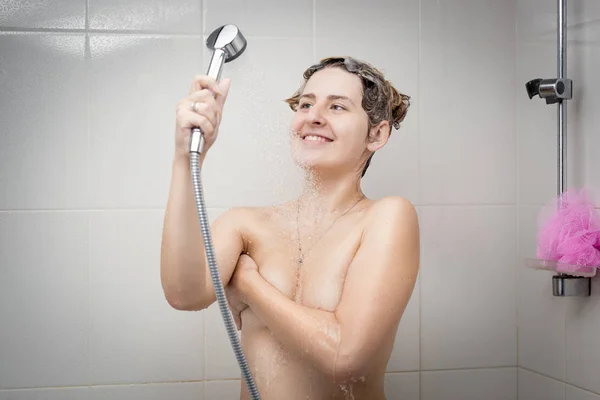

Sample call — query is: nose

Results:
[307,104,326,126]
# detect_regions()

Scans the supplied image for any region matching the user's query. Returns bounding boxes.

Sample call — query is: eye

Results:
[331,104,346,111]
[299,102,312,109]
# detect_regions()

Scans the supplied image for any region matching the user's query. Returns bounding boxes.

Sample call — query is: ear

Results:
[366,121,391,152]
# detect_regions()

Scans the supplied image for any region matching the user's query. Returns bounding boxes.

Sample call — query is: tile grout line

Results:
[0,379,242,392]
[85,0,92,389]
[201,0,206,36]
[3,367,532,392]
[0,27,321,40]
[422,366,520,372]
[520,366,600,397]
[312,0,316,61]
[85,0,89,31]
[514,7,521,397]
[0,27,198,36]
[515,204,521,397]
[385,370,420,374]
[87,199,92,390]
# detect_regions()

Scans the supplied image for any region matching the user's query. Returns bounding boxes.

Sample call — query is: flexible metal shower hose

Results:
[189,151,261,400]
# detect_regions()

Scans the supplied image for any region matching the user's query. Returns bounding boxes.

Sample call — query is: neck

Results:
[298,169,365,218]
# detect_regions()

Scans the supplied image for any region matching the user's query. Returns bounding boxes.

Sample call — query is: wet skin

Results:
[220,196,419,400]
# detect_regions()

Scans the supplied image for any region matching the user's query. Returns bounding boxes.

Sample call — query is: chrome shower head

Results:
[189,25,247,154]
[205,25,247,81]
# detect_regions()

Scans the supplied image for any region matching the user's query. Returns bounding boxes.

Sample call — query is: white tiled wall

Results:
[516,0,600,399]
[2,0,595,399]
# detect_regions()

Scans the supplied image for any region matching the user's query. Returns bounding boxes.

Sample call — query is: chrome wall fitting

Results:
[525,77,573,105]
[552,275,591,297]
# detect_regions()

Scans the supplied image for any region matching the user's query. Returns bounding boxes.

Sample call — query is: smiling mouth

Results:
[302,134,333,143]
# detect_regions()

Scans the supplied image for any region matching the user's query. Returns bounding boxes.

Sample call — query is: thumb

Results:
[216,78,231,107]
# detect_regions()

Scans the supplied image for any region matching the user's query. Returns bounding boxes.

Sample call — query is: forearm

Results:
[244,272,341,377]
[160,153,209,308]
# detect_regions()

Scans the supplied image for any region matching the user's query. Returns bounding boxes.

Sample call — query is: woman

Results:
[161,57,420,399]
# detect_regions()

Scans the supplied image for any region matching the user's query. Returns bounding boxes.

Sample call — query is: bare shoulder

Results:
[212,204,285,234]
[213,205,271,227]
[361,196,419,272]
[361,196,419,256]
[365,196,418,227]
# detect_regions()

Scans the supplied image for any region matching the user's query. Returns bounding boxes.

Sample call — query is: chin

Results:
[290,140,345,173]
[292,156,339,175]
[292,156,318,171]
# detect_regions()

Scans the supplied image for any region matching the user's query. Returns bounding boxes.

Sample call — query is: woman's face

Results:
[290,67,372,176]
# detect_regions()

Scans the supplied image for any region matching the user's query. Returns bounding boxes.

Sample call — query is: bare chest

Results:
[245,217,362,312]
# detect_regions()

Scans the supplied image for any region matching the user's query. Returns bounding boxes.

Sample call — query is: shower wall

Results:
[0,0,527,399]
[516,1,600,399]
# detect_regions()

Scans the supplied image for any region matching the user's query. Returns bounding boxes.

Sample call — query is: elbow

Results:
[161,268,209,311]
[162,283,209,311]
[165,294,206,311]
[329,348,371,384]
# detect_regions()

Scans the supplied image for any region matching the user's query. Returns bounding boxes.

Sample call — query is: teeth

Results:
[304,135,328,142]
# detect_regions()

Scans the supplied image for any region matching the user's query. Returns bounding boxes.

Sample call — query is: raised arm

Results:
[160,156,245,310]
[160,74,240,311]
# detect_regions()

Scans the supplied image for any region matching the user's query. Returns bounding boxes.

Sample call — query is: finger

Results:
[189,89,217,103]
[186,112,215,136]
[215,78,231,108]
[189,75,221,96]
[233,312,242,331]
[188,90,221,121]
[187,101,218,128]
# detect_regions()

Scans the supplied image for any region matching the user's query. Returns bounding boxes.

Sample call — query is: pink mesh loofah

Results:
[536,188,600,269]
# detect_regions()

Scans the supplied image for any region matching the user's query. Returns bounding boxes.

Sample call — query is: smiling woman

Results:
[161,56,419,400]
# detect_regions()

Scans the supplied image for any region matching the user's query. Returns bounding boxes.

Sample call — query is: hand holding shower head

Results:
[189,25,247,154]
[186,25,259,400]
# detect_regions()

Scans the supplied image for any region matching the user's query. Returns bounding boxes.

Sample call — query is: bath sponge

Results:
[536,188,600,274]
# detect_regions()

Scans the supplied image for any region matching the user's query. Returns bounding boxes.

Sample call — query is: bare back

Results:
[234,201,390,400]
